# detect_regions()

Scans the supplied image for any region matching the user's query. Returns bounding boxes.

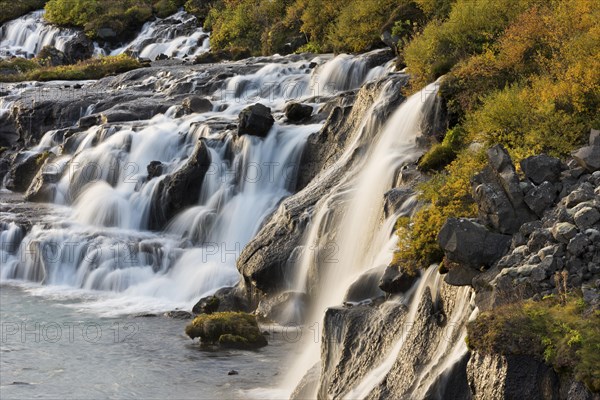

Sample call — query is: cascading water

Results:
[0,10,79,58]
[108,11,210,60]
[281,81,441,396]
[0,52,390,316]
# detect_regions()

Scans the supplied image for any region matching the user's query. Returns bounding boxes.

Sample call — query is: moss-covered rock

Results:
[185,312,267,349]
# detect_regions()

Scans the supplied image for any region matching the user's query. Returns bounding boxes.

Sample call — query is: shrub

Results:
[467,295,600,392]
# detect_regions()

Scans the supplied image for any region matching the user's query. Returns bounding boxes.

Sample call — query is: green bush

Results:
[468,295,600,392]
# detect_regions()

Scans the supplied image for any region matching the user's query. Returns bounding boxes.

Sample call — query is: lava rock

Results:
[149,138,212,229]
[438,218,512,269]
[523,181,558,217]
[573,207,600,230]
[520,154,563,185]
[572,145,600,172]
[256,291,309,325]
[378,265,418,294]
[238,103,275,137]
[182,96,213,114]
[146,161,164,179]
[285,102,313,122]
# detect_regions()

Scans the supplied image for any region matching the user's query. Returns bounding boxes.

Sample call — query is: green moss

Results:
[467,295,600,393]
[185,312,267,349]
[418,144,456,172]
[0,55,145,83]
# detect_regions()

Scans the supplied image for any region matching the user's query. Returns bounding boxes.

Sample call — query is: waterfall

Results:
[0,52,392,315]
[283,81,440,395]
[108,11,210,60]
[0,10,78,58]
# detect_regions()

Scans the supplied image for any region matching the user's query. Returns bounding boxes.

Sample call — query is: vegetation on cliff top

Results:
[467,293,600,392]
[0,54,145,82]
[393,0,600,269]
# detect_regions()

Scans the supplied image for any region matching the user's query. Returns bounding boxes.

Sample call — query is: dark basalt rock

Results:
[520,154,564,185]
[149,138,211,229]
[146,161,163,180]
[438,218,511,269]
[62,31,94,64]
[255,291,309,325]
[344,265,387,302]
[5,151,50,193]
[24,155,61,202]
[472,144,537,234]
[182,96,213,114]
[192,285,251,315]
[285,102,313,122]
[238,103,275,137]
[573,145,600,172]
[38,46,67,67]
[378,265,418,294]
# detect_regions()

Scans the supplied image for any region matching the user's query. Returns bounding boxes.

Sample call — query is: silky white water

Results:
[282,82,440,395]
[0,10,79,58]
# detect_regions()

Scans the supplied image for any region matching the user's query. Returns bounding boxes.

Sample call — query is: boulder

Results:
[164,310,192,319]
[255,291,309,325]
[24,156,61,202]
[184,312,267,349]
[285,102,313,122]
[520,154,563,185]
[5,151,49,193]
[573,207,600,230]
[589,128,600,146]
[38,46,67,67]
[472,145,537,234]
[438,218,511,269]
[238,103,275,137]
[182,96,213,114]
[62,32,94,63]
[344,265,386,302]
[444,264,481,286]
[378,265,418,294]
[146,161,163,180]
[149,138,211,229]
[551,222,578,243]
[192,285,251,314]
[572,146,600,172]
[523,181,558,217]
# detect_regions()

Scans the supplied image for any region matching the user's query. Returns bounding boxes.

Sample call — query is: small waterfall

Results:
[109,11,209,60]
[284,82,440,394]
[0,10,78,58]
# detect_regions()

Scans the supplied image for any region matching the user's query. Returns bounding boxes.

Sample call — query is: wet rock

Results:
[520,154,563,185]
[62,31,94,63]
[24,156,61,202]
[291,363,320,400]
[238,103,275,137]
[378,265,418,294]
[164,310,192,319]
[228,370,238,376]
[192,285,251,314]
[149,138,211,229]
[182,96,213,114]
[78,115,101,128]
[146,161,164,179]
[256,291,309,325]
[155,53,169,61]
[438,218,511,269]
[285,102,313,122]
[38,46,67,67]
[345,265,387,302]
[5,151,49,192]
[382,188,414,219]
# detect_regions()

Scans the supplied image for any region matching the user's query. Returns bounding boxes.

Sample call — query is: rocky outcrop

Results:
[255,291,309,325]
[238,103,275,137]
[378,265,418,294]
[149,138,211,229]
[4,151,50,193]
[24,155,61,202]
[182,96,213,114]
[467,353,560,400]
[38,46,67,67]
[285,102,313,122]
